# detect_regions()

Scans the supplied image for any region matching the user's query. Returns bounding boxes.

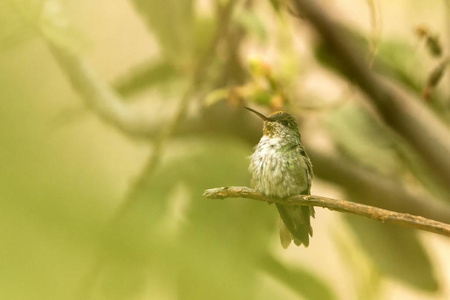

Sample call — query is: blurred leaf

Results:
[326,104,404,176]
[415,25,443,58]
[375,40,423,93]
[3,0,88,53]
[204,88,229,106]
[39,0,89,53]
[113,59,178,97]
[252,89,273,106]
[345,214,439,291]
[235,10,268,43]
[131,0,194,65]
[425,35,442,57]
[423,58,449,102]
[426,59,448,89]
[0,1,34,52]
[268,0,282,13]
[259,254,337,300]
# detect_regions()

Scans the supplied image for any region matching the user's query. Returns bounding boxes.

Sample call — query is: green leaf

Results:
[113,59,178,97]
[345,214,439,291]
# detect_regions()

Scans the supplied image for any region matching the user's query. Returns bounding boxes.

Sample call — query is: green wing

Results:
[276,145,314,247]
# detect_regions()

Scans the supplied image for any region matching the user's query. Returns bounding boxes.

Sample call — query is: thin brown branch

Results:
[308,146,450,224]
[203,186,450,237]
[165,106,450,223]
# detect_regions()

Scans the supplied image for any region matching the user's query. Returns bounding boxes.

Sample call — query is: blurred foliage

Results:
[259,254,336,300]
[415,25,443,58]
[326,103,441,291]
[131,0,195,66]
[346,215,438,291]
[90,138,334,299]
[2,0,88,52]
[315,24,450,121]
[0,0,34,52]
[326,104,405,177]
[113,59,178,97]
[205,56,289,110]
[1,0,450,299]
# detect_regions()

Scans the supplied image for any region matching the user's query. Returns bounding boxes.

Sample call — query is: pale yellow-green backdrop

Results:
[1,0,449,299]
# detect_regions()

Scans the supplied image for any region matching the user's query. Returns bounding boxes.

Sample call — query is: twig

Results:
[366,0,381,68]
[203,186,450,237]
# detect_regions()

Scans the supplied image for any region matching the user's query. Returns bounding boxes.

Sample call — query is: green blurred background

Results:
[1,0,450,299]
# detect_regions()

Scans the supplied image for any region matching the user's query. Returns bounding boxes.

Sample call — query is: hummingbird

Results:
[246,107,314,248]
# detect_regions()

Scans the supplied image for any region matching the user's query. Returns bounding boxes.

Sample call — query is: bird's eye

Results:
[281,121,289,127]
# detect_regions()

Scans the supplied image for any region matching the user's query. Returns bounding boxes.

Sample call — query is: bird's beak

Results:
[245,107,269,121]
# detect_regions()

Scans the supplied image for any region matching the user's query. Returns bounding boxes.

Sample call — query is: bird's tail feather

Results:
[276,203,313,247]
[279,218,292,249]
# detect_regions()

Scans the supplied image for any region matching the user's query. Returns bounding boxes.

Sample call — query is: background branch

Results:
[204,186,450,237]
[120,0,238,210]
[47,42,157,139]
[292,0,450,189]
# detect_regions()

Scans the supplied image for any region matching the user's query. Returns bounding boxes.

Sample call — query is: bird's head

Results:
[245,107,301,139]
